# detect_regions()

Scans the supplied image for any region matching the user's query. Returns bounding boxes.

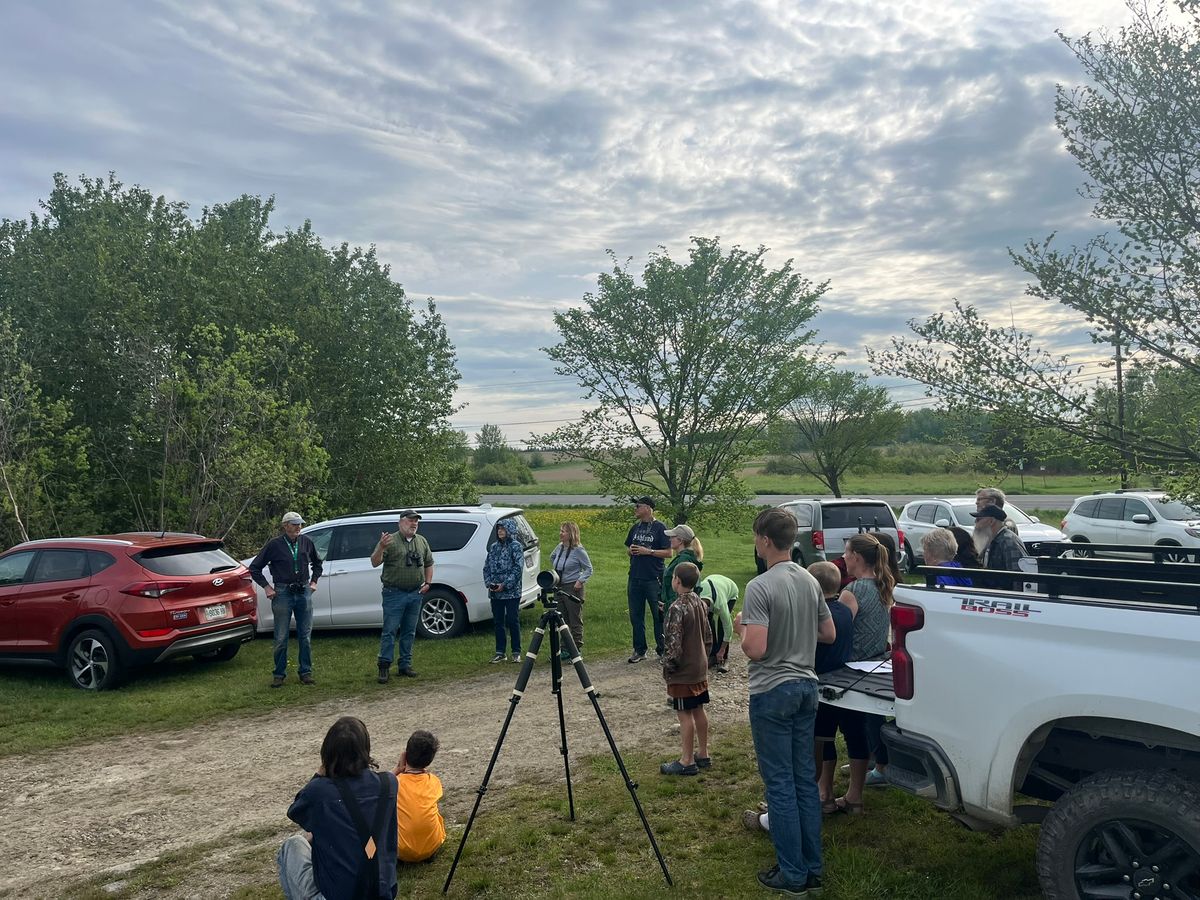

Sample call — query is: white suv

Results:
[249,505,541,639]
[1061,491,1200,560]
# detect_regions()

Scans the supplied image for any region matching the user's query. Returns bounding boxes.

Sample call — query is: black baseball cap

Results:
[632,496,656,509]
[971,504,1007,521]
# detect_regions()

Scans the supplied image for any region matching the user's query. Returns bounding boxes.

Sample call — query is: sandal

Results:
[833,796,865,815]
[821,799,839,815]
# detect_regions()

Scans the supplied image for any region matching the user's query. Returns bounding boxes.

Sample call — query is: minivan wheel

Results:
[1036,769,1200,900]
[418,588,468,639]
[1156,541,1189,563]
[67,629,122,690]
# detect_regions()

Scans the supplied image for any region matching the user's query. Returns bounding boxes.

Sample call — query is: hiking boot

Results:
[270,675,285,688]
[757,865,808,896]
[377,661,390,684]
[490,653,505,664]
[299,673,315,685]
[398,667,417,678]
[627,652,646,663]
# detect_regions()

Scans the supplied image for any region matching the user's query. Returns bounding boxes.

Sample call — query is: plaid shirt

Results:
[983,526,1029,588]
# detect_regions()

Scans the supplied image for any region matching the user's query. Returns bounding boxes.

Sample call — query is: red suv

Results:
[0,533,257,690]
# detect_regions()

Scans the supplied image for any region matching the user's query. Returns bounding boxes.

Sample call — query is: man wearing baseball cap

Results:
[971,504,1029,589]
[625,496,671,662]
[250,511,323,688]
[370,509,434,683]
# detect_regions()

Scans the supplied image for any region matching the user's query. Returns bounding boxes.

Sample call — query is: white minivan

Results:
[249,505,541,639]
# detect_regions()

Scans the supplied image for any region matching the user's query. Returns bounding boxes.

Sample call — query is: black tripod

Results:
[443,577,673,892]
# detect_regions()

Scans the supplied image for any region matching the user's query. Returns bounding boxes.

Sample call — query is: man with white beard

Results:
[970,505,1029,589]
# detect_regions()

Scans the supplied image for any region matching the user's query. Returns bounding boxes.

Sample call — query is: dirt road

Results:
[2,652,750,898]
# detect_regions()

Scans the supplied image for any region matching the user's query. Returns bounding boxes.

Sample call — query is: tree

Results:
[538,237,825,524]
[774,369,903,497]
[471,423,533,485]
[869,2,1200,500]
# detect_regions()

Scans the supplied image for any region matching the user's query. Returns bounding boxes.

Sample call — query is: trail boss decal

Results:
[961,597,1040,617]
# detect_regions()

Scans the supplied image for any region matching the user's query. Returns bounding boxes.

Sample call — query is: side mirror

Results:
[934,518,951,527]
[1131,514,1154,524]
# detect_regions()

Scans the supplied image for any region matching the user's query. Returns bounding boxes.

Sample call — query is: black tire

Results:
[1071,539,1094,559]
[196,643,241,663]
[904,541,919,574]
[1156,541,1189,563]
[1036,769,1200,900]
[418,588,468,639]
[66,628,123,690]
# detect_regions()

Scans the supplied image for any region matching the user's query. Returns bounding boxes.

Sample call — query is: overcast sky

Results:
[0,0,1137,445]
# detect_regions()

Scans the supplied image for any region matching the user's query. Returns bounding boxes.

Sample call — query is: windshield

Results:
[1153,498,1200,520]
[952,503,1031,526]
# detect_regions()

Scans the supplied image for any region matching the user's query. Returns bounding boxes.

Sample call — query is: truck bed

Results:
[818,660,895,716]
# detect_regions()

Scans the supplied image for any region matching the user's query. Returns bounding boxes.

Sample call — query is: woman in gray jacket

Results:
[549,521,593,657]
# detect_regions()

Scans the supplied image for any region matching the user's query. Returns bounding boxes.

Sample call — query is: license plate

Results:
[203,603,229,622]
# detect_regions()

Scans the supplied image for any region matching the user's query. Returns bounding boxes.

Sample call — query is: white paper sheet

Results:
[844,660,892,674]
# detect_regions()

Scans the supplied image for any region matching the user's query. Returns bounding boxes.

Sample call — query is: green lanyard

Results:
[286,538,300,575]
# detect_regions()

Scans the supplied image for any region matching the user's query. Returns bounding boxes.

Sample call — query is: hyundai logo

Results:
[212,577,225,586]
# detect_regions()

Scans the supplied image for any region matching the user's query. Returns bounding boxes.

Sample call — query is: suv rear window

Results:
[822,504,896,530]
[136,543,241,576]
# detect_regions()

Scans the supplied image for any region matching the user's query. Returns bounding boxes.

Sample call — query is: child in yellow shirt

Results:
[392,729,446,863]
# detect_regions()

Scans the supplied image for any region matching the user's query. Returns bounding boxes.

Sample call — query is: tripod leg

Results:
[546,613,577,821]
[443,620,547,893]
[559,626,674,887]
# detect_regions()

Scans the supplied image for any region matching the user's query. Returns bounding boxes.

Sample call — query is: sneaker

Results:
[695,755,711,769]
[270,675,285,688]
[716,662,729,674]
[757,865,808,896]
[865,768,888,787]
[377,662,390,684]
[659,760,699,776]
[510,653,521,663]
[805,874,824,896]
[299,673,315,685]
[490,653,505,664]
[628,652,646,663]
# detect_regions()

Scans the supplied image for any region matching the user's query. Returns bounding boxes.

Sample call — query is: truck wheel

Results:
[1036,769,1200,900]
[67,629,123,690]
[418,588,467,639]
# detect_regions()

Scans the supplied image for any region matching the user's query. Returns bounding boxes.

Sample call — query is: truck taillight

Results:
[812,530,824,551]
[890,602,924,700]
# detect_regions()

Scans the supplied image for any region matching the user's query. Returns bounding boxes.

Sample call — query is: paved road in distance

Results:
[482,493,1080,511]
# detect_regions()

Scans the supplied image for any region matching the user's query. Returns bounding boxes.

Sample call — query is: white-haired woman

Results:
[921,528,973,587]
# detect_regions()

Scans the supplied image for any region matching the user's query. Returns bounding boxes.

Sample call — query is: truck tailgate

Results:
[818,661,895,716]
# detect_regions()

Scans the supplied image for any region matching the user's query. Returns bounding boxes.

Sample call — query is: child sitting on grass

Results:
[660,561,714,776]
[393,729,447,863]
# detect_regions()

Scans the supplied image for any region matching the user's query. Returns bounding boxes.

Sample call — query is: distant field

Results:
[499,468,1120,497]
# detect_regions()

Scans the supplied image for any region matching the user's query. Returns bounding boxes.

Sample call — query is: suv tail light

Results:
[121,581,188,599]
[890,602,924,700]
[812,530,825,551]
[1060,517,1069,530]
[896,528,906,550]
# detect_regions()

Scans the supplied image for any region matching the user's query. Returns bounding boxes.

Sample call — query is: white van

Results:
[249,505,541,639]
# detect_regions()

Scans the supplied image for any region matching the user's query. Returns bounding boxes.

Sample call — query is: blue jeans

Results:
[272,586,313,678]
[627,575,663,656]
[277,834,323,899]
[379,587,423,666]
[749,678,823,886]
[490,596,521,654]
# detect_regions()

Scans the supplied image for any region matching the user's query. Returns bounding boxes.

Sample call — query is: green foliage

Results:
[474,462,535,485]
[539,237,826,524]
[774,367,904,497]
[0,173,471,548]
[471,423,534,485]
[870,2,1200,503]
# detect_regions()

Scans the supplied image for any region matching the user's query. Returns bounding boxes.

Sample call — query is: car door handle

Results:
[62,593,81,601]
[0,599,15,606]
[329,570,350,576]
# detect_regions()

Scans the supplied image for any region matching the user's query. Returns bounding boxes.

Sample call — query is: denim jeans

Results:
[627,575,663,656]
[749,678,823,886]
[277,834,323,899]
[379,586,423,666]
[490,596,522,654]
[272,586,313,678]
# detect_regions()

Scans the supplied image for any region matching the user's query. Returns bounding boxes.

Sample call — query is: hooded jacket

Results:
[482,517,525,600]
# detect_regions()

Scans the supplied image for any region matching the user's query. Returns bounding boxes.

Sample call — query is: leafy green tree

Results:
[774,368,904,497]
[538,237,825,524]
[869,2,1200,501]
[470,423,533,485]
[0,316,95,546]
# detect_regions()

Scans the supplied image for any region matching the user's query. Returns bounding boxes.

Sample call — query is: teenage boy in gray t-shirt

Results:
[734,507,835,896]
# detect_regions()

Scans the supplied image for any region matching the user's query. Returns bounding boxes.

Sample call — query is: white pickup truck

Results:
[819,548,1200,900]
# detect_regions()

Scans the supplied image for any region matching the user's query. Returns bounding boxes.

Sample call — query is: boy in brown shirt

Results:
[660,561,714,776]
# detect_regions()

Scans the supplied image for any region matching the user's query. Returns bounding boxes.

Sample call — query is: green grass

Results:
[61,727,1043,899]
[0,509,760,757]
[492,472,1120,497]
